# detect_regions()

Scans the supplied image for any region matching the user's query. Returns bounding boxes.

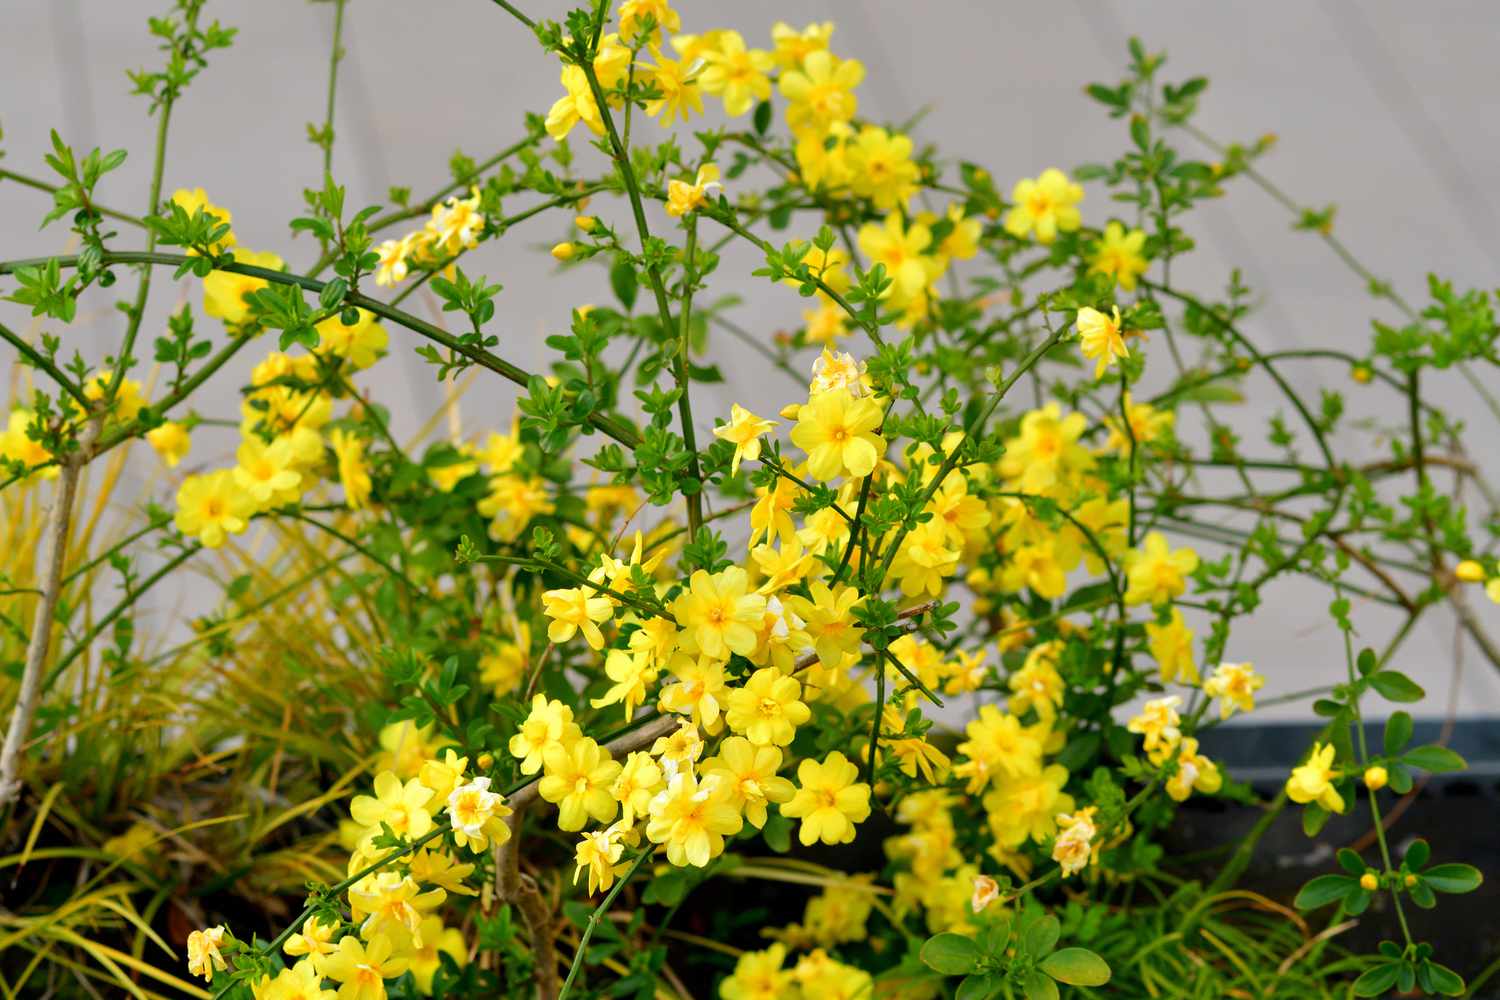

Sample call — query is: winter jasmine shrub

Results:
[0,3,1495,999]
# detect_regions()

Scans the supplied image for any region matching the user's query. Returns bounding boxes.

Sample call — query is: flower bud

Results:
[1350,365,1372,384]
[1363,765,1388,791]
[1404,873,1417,887]
[476,752,495,771]
[551,242,576,261]
[1455,560,1485,583]
[574,215,598,233]
[1360,872,1379,891]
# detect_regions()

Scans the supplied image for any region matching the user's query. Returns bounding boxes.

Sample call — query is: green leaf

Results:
[1422,960,1465,996]
[752,99,773,136]
[1022,970,1059,1000]
[1369,670,1424,702]
[609,256,638,310]
[1404,839,1430,869]
[1421,863,1482,894]
[1023,915,1060,957]
[1295,874,1355,910]
[956,973,1003,1000]
[1039,948,1112,986]
[920,933,981,976]
[1383,711,1413,754]
[1403,745,1466,773]
[1351,963,1402,996]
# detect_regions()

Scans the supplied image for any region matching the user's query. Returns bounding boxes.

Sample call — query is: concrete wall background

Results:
[2,0,1498,720]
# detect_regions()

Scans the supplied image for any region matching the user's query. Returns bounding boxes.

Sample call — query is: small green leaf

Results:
[1383,711,1413,754]
[1295,874,1355,910]
[1421,863,1482,894]
[1039,948,1111,986]
[1404,839,1430,869]
[1403,745,1466,773]
[1422,960,1465,996]
[1370,670,1424,702]
[1022,970,1059,1000]
[1352,963,1402,996]
[956,973,1003,1000]
[1023,915,1060,957]
[920,933,981,976]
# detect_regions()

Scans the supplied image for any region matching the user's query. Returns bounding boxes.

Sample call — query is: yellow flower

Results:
[1105,392,1174,452]
[790,387,885,481]
[617,0,679,43]
[1285,741,1344,813]
[539,737,621,831]
[1127,695,1183,762]
[542,585,613,649]
[203,249,285,326]
[936,202,981,260]
[315,308,388,370]
[0,409,55,477]
[646,771,744,867]
[785,581,863,669]
[721,943,797,1000]
[778,49,863,138]
[509,694,581,775]
[890,520,960,597]
[592,648,658,721]
[699,31,773,117]
[802,299,849,345]
[658,654,728,730]
[321,934,409,1000]
[725,668,811,747]
[349,871,445,947]
[234,435,303,510]
[984,763,1074,849]
[1202,661,1264,720]
[546,65,603,141]
[283,913,337,964]
[1090,221,1149,290]
[794,121,854,193]
[145,420,191,468]
[640,46,702,126]
[712,403,776,474]
[1007,644,1065,719]
[1123,531,1199,606]
[374,235,412,287]
[749,473,798,549]
[673,567,766,661]
[1163,737,1222,802]
[408,918,466,996]
[1146,608,1198,684]
[574,822,629,895]
[783,751,870,846]
[666,163,722,218]
[1052,806,1098,876]
[857,212,942,306]
[329,429,373,510]
[999,403,1093,496]
[845,126,919,211]
[808,347,871,398]
[703,736,795,829]
[1003,168,1083,244]
[446,776,512,853]
[171,187,236,254]
[256,959,334,1000]
[1076,305,1129,379]
[478,473,553,542]
[84,373,146,425]
[955,706,1043,792]
[350,770,435,842]
[771,21,833,69]
[174,470,255,548]
[426,190,484,256]
[611,750,665,826]
[186,925,228,982]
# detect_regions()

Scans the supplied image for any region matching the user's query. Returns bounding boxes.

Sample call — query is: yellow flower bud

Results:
[574,215,597,233]
[476,752,494,770]
[1363,765,1388,791]
[551,242,576,261]
[1350,365,1372,384]
[1455,560,1485,583]
[1360,872,1379,891]
[1404,873,1417,887]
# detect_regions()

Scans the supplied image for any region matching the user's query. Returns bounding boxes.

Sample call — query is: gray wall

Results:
[3,1,1498,719]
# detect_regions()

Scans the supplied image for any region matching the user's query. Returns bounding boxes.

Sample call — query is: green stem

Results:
[0,168,145,228]
[557,847,655,1000]
[0,319,90,408]
[320,0,347,181]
